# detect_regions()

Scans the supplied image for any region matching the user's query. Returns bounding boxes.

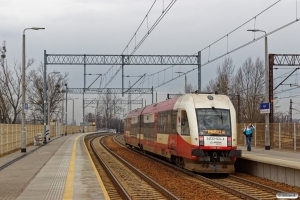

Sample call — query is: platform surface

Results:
[238,145,300,169]
[0,133,109,200]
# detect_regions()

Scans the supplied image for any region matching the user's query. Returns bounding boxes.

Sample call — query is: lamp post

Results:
[247,29,270,150]
[72,98,79,134]
[21,27,45,152]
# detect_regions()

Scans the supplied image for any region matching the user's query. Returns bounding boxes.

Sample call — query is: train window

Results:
[158,111,177,134]
[131,117,139,124]
[196,108,231,136]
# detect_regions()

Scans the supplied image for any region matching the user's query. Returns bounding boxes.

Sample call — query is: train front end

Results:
[177,94,241,173]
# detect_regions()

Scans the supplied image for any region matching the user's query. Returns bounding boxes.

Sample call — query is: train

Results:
[124,93,241,173]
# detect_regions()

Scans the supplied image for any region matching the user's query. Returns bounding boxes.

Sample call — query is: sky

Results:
[1,0,300,124]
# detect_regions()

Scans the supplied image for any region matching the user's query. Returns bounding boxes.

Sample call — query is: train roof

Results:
[126,93,231,118]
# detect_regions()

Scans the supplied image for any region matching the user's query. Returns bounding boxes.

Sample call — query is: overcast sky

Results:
[1,0,300,123]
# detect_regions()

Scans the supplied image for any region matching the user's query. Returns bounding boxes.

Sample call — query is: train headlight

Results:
[227,137,232,146]
[199,136,204,146]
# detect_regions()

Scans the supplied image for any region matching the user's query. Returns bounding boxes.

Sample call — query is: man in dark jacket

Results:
[243,123,255,151]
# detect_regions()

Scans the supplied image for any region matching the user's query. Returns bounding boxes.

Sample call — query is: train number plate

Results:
[204,136,227,146]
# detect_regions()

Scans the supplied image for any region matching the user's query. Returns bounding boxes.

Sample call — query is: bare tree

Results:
[232,57,265,122]
[202,57,264,123]
[203,57,235,94]
[26,63,68,124]
[0,42,35,124]
[95,93,122,129]
[185,83,197,93]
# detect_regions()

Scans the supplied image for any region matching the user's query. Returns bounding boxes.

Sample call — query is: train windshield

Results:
[196,108,231,136]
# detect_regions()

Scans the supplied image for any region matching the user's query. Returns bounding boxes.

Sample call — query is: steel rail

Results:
[229,175,285,194]
[90,136,131,200]
[101,135,180,200]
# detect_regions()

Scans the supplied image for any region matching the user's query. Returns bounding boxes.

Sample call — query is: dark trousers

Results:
[246,137,252,150]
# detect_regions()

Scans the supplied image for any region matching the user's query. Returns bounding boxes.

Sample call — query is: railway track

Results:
[214,174,285,199]
[89,135,179,200]
[114,134,286,200]
[85,135,123,200]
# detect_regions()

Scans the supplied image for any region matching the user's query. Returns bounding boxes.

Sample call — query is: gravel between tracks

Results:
[103,136,235,200]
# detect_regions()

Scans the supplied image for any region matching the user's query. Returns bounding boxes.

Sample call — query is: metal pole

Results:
[198,51,201,92]
[294,123,296,151]
[61,100,64,136]
[106,94,108,130]
[83,99,85,133]
[47,81,50,125]
[185,75,187,93]
[156,91,157,103]
[265,34,270,150]
[72,99,74,134]
[65,84,67,135]
[96,100,99,131]
[122,55,124,97]
[83,54,86,133]
[21,32,26,152]
[290,99,293,123]
[279,123,281,150]
[43,50,48,143]
[118,112,120,133]
[237,94,240,123]
[152,86,154,104]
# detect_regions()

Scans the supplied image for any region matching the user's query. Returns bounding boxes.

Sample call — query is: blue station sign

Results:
[260,102,270,114]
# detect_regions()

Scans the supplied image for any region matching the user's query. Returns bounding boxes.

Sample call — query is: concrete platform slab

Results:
[0,132,110,200]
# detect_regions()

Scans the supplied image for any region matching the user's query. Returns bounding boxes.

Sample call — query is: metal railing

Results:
[0,124,96,157]
[238,123,300,152]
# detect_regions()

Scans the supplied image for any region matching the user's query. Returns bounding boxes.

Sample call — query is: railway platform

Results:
[0,132,109,200]
[236,146,300,187]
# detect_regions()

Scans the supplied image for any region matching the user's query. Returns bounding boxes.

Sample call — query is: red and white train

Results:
[124,93,241,173]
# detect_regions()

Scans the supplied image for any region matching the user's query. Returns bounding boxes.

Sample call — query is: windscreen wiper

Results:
[212,106,223,124]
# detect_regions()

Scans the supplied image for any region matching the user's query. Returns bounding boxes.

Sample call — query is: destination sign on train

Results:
[203,130,226,134]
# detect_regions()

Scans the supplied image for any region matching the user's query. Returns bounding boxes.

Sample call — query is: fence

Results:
[0,124,96,157]
[238,123,300,152]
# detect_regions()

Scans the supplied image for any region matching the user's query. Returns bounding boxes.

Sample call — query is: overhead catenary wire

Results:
[94,0,158,95]
[98,0,177,91]
[95,0,178,114]
[153,17,300,89]
[133,15,300,103]
[137,0,283,88]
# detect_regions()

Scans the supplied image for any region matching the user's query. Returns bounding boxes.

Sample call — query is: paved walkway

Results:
[0,135,69,200]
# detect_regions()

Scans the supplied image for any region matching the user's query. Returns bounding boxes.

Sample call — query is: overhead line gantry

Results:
[44,51,201,133]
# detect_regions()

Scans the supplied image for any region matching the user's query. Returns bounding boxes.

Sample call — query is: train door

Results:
[181,110,190,136]
[154,113,158,140]
[138,115,142,147]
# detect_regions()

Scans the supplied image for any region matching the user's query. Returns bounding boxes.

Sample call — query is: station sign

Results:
[260,102,270,114]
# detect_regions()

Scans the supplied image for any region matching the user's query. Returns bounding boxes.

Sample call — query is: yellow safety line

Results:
[63,135,80,200]
[83,135,110,200]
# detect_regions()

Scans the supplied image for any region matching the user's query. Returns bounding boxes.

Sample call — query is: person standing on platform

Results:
[243,123,255,151]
